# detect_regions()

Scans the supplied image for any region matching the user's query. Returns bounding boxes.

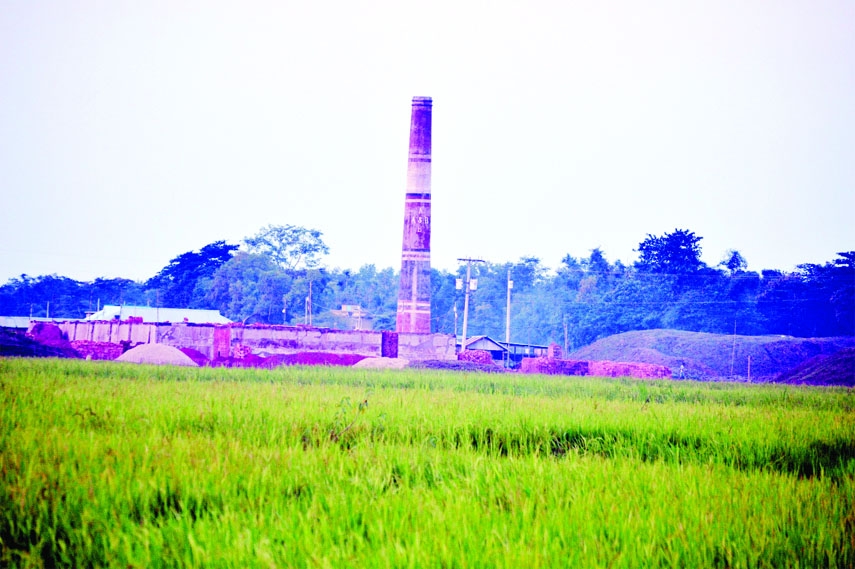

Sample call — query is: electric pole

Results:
[563,314,569,354]
[305,281,313,326]
[505,268,513,367]
[456,257,484,352]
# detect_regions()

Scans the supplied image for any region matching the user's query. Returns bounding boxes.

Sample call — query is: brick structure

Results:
[396,96,433,334]
[54,321,457,362]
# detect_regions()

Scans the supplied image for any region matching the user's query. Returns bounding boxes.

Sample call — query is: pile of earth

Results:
[211,352,368,369]
[409,359,508,373]
[773,348,855,387]
[116,344,198,367]
[0,327,79,358]
[354,357,410,370]
[569,329,855,383]
[178,347,210,367]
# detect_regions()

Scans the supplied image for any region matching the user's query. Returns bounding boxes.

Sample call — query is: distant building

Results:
[329,305,373,330]
[0,316,76,330]
[460,335,548,367]
[0,316,36,330]
[85,305,231,324]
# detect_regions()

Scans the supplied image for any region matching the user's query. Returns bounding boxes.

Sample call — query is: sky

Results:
[1,0,853,285]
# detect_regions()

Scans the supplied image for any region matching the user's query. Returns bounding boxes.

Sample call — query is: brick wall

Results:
[55,321,456,362]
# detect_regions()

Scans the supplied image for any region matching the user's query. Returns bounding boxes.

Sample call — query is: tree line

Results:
[1,225,852,346]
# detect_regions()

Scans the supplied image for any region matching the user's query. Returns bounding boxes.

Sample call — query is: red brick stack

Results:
[458,350,494,365]
[70,341,124,360]
[588,361,671,379]
[521,357,670,379]
[232,344,253,359]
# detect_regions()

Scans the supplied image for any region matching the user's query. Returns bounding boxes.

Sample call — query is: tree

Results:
[284,268,332,326]
[830,252,855,335]
[430,268,459,335]
[146,241,238,308]
[790,252,855,336]
[510,257,547,290]
[635,229,705,276]
[0,274,84,318]
[208,252,291,323]
[720,249,748,275]
[0,274,148,318]
[583,248,611,276]
[557,254,583,287]
[86,278,147,311]
[325,264,400,330]
[244,224,329,271]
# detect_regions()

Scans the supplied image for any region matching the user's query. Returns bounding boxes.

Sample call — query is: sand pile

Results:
[353,357,410,369]
[116,344,198,367]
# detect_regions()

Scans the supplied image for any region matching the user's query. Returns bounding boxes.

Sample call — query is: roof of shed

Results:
[85,305,231,324]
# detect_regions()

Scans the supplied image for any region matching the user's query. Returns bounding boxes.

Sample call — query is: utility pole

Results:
[505,268,513,368]
[456,257,484,352]
[730,319,737,378]
[305,281,313,326]
[563,314,569,354]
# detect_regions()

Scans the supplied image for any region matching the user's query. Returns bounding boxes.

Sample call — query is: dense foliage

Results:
[1,359,853,567]
[1,226,852,345]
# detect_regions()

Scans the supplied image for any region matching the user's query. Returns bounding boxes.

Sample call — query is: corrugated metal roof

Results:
[463,336,507,352]
[85,305,231,324]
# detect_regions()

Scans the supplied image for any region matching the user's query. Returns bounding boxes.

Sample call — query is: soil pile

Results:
[211,352,368,369]
[28,322,66,344]
[21,322,80,357]
[409,359,506,373]
[275,352,367,367]
[519,357,671,379]
[354,357,410,369]
[570,330,855,381]
[1,328,78,358]
[773,348,855,387]
[178,347,210,367]
[116,344,198,367]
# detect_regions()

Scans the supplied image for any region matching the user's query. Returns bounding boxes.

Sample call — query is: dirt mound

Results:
[353,357,410,369]
[28,322,66,344]
[212,353,271,368]
[20,322,80,358]
[519,357,671,379]
[178,347,210,367]
[210,351,368,369]
[275,352,368,367]
[409,359,507,373]
[0,328,79,358]
[773,348,855,387]
[116,344,198,367]
[569,330,855,381]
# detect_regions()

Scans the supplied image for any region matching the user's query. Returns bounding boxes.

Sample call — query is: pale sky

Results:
[1,0,853,284]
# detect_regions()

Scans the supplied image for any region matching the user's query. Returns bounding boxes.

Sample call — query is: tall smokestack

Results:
[396,96,432,334]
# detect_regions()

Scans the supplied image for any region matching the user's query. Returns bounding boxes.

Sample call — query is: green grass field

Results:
[2,358,854,568]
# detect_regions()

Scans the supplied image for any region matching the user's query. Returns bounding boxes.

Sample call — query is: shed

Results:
[85,305,231,324]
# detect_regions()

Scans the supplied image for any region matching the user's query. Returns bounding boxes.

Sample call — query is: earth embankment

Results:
[569,329,855,383]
